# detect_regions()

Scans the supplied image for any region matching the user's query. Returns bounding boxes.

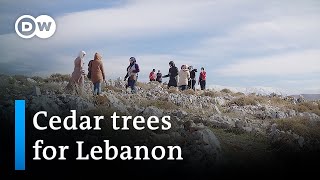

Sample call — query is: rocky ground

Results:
[1,74,320,171]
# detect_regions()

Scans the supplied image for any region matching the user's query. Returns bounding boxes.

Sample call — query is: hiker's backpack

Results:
[87,60,93,79]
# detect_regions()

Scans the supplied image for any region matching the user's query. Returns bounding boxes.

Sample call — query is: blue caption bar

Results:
[15,100,25,170]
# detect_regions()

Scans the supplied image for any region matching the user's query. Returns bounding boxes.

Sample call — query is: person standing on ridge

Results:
[90,52,106,95]
[199,67,206,90]
[178,65,190,91]
[66,50,86,95]
[124,57,140,93]
[163,61,179,88]
[156,70,162,83]
[71,51,86,88]
[149,69,156,82]
[188,66,197,91]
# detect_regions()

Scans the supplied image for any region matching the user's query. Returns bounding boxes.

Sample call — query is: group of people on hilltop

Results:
[69,51,140,94]
[69,51,107,95]
[149,69,163,83]
[157,61,207,91]
[69,51,206,95]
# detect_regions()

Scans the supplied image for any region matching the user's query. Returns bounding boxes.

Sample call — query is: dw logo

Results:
[15,15,56,39]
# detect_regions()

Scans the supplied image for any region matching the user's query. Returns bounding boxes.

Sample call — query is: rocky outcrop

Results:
[28,94,95,116]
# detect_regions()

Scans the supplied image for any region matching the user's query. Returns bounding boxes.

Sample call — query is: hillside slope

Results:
[1,74,320,175]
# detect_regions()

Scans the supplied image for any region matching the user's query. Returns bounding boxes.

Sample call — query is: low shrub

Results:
[140,99,178,110]
[274,117,320,139]
[221,88,232,93]
[201,91,219,98]
[285,102,320,116]
[45,73,70,82]
[229,96,258,106]
[183,89,196,95]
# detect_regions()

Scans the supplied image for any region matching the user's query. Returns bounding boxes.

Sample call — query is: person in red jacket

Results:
[198,67,206,90]
[149,69,156,82]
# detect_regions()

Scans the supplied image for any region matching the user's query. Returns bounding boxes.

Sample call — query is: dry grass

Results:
[270,97,289,105]
[31,76,45,83]
[229,95,266,106]
[201,90,220,98]
[0,75,34,100]
[83,106,118,117]
[223,111,256,119]
[183,89,196,95]
[253,96,320,116]
[93,95,110,106]
[104,85,122,93]
[136,81,160,90]
[285,102,320,116]
[232,92,245,96]
[45,73,71,83]
[81,107,120,136]
[83,107,160,146]
[166,87,179,94]
[136,82,150,90]
[270,97,289,106]
[211,128,272,165]
[139,99,178,110]
[40,82,65,94]
[274,117,320,139]
[12,75,33,86]
[221,88,233,93]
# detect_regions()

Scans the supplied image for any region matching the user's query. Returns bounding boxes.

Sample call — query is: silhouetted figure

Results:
[163,61,179,88]
[188,66,197,90]
[156,70,162,83]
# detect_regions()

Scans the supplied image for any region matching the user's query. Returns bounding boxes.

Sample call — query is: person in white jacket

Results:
[178,65,190,91]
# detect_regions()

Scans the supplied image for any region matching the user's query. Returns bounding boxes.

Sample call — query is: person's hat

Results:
[129,57,136,62]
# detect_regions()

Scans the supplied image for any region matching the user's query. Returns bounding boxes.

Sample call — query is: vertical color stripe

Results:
[15,100,25,170]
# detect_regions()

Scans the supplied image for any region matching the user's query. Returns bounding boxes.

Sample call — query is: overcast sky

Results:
[0,0,319,94]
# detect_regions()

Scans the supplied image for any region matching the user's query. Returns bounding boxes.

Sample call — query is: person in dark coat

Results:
[156,70,162,83]
[188,66,197,90]
[163,61,179,88]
